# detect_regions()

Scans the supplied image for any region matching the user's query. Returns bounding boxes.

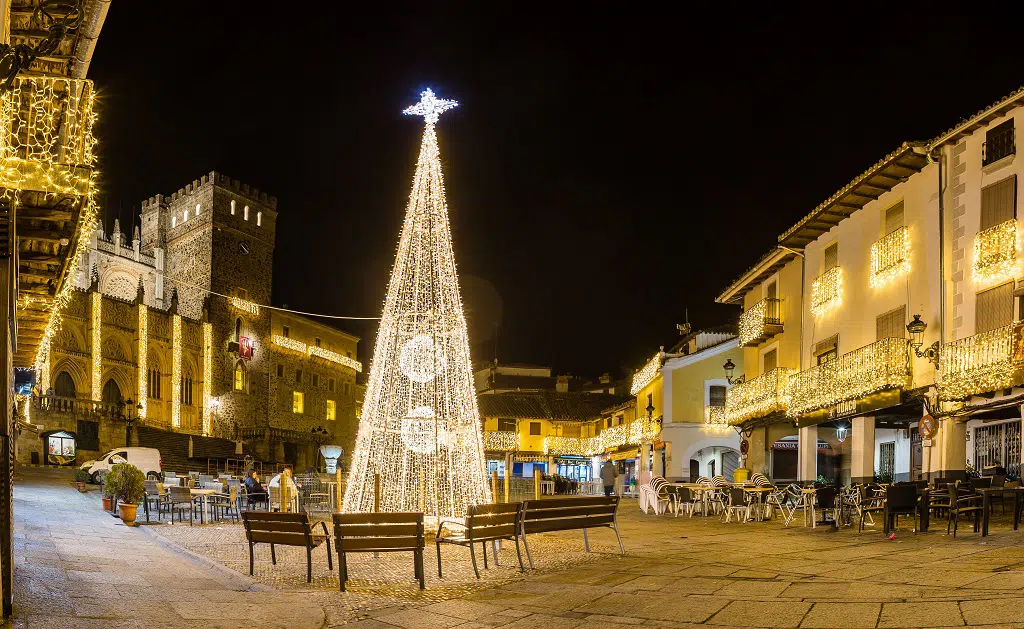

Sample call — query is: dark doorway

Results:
[54,371,76,398]
[283,442,298,467]
[689,459,699,481]
[911,428,922,480]
[101,379,122,406]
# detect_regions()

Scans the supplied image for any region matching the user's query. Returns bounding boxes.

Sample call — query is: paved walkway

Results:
[13,469,1024,628]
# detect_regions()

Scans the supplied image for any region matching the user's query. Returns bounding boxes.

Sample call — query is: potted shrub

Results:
[107,463,146,526]
[100,472,114,511]
[74,469,90,492]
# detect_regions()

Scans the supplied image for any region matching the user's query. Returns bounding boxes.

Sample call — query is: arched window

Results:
[101,379,122,406]
[148,368,161,400]
[234,362,246,392]
[180,376,193,405]
[171,216,177,228]
[184,210,190,221]
[230,200,236,215]
[54,371,76,398]
[234,318,242,343]
[195,203,201,215]
[243,205,249,221]
[256,211,262,227]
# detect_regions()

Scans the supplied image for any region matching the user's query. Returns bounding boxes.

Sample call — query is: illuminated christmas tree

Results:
[343,89,490,521]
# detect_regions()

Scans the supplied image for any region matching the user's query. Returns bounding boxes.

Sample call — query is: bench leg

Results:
[482,542,488,569]
[416,549,425,589]
[612,520,625,556]
[522,533,535,570]
[249,542,254,576]
[436,541,443,578]
[339,551,347,592]
[325,542,333,571]
[271,544,277,565]
[469,542,480,579]
[583,528,590,553]
[513,535,524,572]
[306,547,313,583]
[491,540,499,566]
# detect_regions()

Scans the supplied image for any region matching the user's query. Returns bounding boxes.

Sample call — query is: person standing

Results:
[600,459,619,497]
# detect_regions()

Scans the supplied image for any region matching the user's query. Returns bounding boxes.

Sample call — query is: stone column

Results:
[850,416,876,485]
[0,257,14,615]
[798,425,817,482]
[745,427,768,478]
[928,416,967,481]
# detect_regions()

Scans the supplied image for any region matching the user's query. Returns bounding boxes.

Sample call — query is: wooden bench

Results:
[520,496,624,569]
[436,502,523,579]
[241,512,333,583]
[333,512,425,592]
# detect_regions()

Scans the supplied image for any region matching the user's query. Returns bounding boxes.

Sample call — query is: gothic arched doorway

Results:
[54,371,76,398]
[102,378,122,407]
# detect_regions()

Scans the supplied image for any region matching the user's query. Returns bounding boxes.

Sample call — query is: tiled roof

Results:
[477,391,629,422]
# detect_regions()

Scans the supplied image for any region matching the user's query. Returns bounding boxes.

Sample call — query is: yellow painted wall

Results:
[741,256,803,379]
[668,344,743,423]
[634,374,663,422]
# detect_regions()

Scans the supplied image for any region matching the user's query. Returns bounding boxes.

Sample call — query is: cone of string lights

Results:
[342,89,490,522]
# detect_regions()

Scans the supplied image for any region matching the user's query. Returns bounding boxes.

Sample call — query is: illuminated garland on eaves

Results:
[138,305,148,418]
[630,353,661,395]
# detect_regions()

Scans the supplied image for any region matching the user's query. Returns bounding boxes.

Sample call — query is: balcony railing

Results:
[810,266,843,317]
[786,337,909,417]
[544,417,662,456]
[938,322,1020,400]
[483,430,518,451]
[32,395,118,418]
[738,298,783,346]
[983,125,1015,166]
[972,219,1018,284]
[870,226,910,288]
[544,435,599,456]
[724,368,794,424]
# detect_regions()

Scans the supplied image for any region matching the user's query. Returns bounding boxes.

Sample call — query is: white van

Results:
[79,447,163,483]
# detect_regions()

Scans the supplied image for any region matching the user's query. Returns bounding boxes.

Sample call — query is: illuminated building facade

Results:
[21,173,362,471]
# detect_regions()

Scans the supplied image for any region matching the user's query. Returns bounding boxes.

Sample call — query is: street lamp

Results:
[117,397,142,446]
[311,426,329,471]
[723,358,744,385]
[907,314,940,367]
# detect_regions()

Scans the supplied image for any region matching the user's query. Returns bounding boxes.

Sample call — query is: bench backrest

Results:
[241,511,315,547]
[465,502,521,540]
[333,512,424,552]
[521,496,619,534]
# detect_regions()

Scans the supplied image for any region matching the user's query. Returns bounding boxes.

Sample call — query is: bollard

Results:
[491,471,499,503]
[534,471,541,500]
[504,472,510,504]
[335,467,342,513]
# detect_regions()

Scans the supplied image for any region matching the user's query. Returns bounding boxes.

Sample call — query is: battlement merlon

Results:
[163,171,278,211]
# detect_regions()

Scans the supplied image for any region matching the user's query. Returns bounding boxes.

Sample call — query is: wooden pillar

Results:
[0,256,13,616]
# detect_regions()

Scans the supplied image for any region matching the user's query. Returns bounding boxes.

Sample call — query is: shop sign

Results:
[798,389,901,428]
[239,336,254,360]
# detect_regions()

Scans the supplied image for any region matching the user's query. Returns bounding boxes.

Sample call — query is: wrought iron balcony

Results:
[938,322,1020,400]
[786,337,910,417]
[738,298,783,346]
[482,430,518,452]
[983,125,1015,166]
[724,368,794,424]
[811,266,843,317]
[870,227,910,288]
[972,219,1018,284]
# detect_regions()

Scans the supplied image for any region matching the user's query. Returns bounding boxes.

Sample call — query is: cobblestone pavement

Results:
[15,468,1024,628]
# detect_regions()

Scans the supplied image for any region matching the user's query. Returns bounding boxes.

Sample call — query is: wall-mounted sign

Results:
[239,336,254,360]
[919,414,937,439]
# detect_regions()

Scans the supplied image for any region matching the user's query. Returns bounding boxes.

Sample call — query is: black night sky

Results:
[86,3,1024,380]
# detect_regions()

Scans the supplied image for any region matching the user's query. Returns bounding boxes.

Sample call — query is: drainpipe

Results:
[930,148,946,356]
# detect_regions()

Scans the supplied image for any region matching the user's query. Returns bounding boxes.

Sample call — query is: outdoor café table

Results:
[976,487,1024,536]
[190,488,219,523]
[742,486,773,521]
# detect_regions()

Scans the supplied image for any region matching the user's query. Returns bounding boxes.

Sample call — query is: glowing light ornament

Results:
[343,89,490,522]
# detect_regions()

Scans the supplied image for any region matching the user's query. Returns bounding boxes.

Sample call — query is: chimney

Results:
[556,375,570,393]
[599,372,611,384]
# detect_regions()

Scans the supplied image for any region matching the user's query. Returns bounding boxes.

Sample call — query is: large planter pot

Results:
[76,482,86,492]
[101,496,112,511]
[733,468,750,483]
[118,503,138,526]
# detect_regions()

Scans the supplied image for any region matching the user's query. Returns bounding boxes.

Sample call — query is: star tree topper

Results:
[403,88,458,124]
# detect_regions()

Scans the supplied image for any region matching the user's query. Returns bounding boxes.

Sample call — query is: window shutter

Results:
[824,243,838,270]
[876,306,907,340]
[980,176,1017,230]
[709,385,727,407]
[976,283,1014,333]
[815,334,838,357]
[766,281,777,299]
[763,348,777,372]
[885,202,904,235]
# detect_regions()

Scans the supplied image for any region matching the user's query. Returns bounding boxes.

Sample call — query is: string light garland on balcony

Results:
[543,418,661,456]
[483,430,518,451]
[704,406,731,432]
[630,353,661,395]
[138,305,147,418]
[972,219,1018,285]
[870,227,910,288]
[786,337,909,416]
[724,367,793,424]
[272,334,364,372]
[938,322,1018,400]
[343,89,489,523]
[810,266,843,317]
[739,300,767,346]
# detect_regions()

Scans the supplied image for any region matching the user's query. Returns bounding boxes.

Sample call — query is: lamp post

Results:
[117,397,142,447]
[311,425,329,471]
[907,314,940,367]
[723,358,744,385]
